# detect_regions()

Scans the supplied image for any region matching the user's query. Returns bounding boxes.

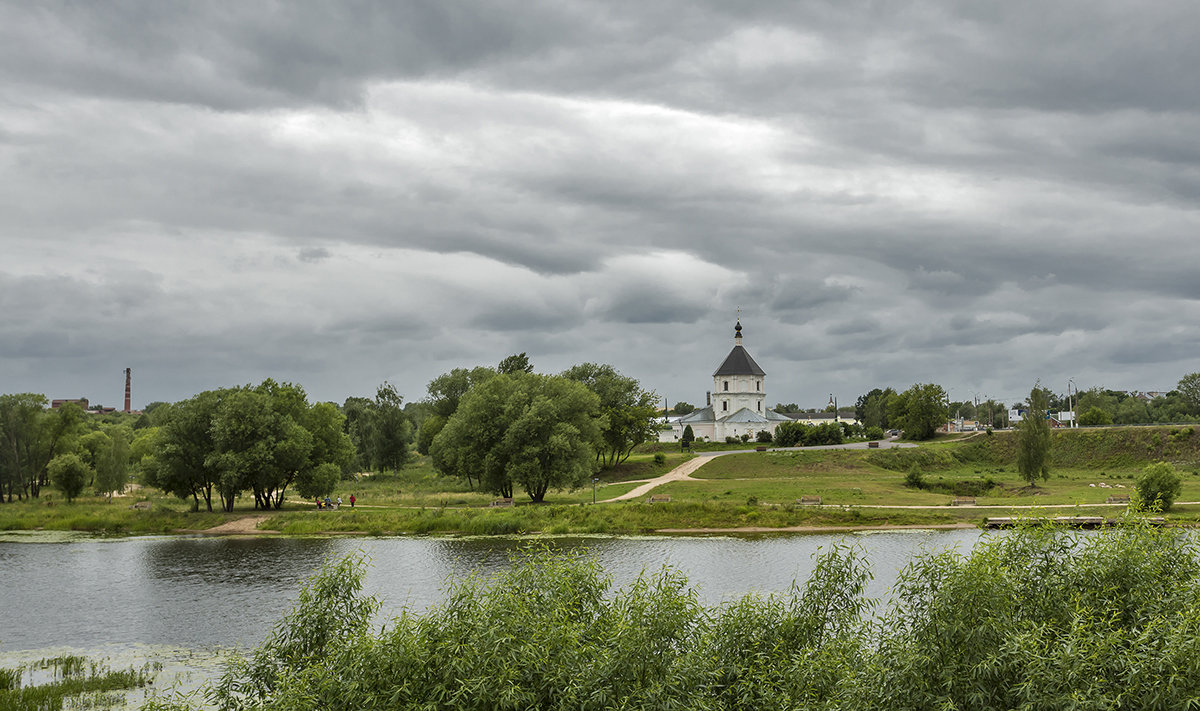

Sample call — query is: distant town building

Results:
[50,398,89,410]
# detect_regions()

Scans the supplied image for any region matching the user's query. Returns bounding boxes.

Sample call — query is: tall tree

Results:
[1017,385,1052,486]
[343,385,412,472]
[855,388,896,431]
[209,387,309,511]
[426,367,497,419]
[887,384,948,441]
[0,393,48,502]
[497,352,534,375]
[94,425,132,499]
[561,363,660,468]
[79,427,132,498]
[430,373,601,502]
[370,382,410,472]
[1176,372,1200,415]
[340,396,375,471]
[416,414,446,456]
[0,397,86,501]
[143,391,223,511]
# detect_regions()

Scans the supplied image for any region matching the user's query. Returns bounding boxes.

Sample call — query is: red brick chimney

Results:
[124,368,131,413]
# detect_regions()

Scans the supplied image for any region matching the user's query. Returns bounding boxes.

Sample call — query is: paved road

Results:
[601,440,916,502]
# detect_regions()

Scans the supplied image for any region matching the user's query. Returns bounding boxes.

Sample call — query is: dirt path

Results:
[601,440,917,503]
[197,515,278,535]
[602,455,721,502]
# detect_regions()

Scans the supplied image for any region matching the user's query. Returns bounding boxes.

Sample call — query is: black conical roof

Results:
[713,345,765,376]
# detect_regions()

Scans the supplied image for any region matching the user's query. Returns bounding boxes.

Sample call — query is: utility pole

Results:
[1068,378,1077,428]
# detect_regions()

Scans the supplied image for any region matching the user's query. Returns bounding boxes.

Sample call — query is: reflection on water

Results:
[0,530,989,654]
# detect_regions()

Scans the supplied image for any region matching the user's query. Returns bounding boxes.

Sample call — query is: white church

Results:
[659,319,792,442]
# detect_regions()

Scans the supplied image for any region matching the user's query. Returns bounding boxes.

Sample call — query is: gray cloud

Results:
[2,0,1200,409]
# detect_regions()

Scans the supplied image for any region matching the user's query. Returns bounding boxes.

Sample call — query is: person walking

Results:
[349,494,356,508]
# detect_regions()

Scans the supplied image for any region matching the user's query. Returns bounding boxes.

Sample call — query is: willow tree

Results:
[561,363,659,468]
[1017,385,1052,486]
[431,373,601,502]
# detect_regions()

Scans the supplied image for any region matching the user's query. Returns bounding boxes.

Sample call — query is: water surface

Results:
[0,529,987,653]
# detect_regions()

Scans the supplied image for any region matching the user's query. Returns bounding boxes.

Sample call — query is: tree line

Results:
[0,395,140,503]
[0,352,661,508]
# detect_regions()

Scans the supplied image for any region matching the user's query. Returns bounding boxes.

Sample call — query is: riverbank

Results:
[5,426,1200,537]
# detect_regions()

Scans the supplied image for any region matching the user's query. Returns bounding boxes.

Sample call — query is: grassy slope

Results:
[685,426,1200,509]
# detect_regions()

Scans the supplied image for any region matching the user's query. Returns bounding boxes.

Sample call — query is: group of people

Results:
[315,494,356,510]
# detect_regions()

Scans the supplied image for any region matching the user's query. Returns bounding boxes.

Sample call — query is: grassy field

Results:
[260,499,973,535]
[0,451,684,535]
[3,427,1200,536]
[0,496,240,535]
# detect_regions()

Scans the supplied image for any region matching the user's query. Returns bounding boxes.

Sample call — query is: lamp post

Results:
[592,477,598,504]
[1068,378,1077,428]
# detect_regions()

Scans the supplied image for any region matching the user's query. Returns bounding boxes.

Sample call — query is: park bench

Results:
[952,497,976,506]
[755,446,768,451]
[490,498,514,508]
[648,495,671,503]
[798,495,822,505]
[867,441,880,448]
[1107,495,1131,504]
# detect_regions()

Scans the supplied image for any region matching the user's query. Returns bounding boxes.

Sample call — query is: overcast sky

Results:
[3,1,1199,411]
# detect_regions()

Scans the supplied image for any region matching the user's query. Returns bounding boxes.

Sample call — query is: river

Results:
[0,528,989,655]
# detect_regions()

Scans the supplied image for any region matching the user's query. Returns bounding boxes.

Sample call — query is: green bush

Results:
[176,523,1200,711]
[1136,461,1183,511]
[904,465,924,489]
[47,453,90,503]
[1078,406,1114,426]
[653,452,666,465]
[864,426,885,441]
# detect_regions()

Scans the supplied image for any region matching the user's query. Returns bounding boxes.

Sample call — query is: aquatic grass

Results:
[0,655,156,711]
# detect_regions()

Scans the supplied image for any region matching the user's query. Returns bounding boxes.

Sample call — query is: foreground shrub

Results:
[154,519,1200,711]
[1137,461,1183,511]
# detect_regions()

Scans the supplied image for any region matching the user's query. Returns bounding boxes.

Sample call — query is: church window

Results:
[722,401,728,411]
[723,381,729,391]
[756,381,761,391]
[757,401,761,411]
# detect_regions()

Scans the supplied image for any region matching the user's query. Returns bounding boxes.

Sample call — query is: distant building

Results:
[659,320,792,442]
[50,398,89,410]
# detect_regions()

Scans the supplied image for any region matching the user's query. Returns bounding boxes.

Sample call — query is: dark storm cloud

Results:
[0,1,587,109]
[2,0,1200,407]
